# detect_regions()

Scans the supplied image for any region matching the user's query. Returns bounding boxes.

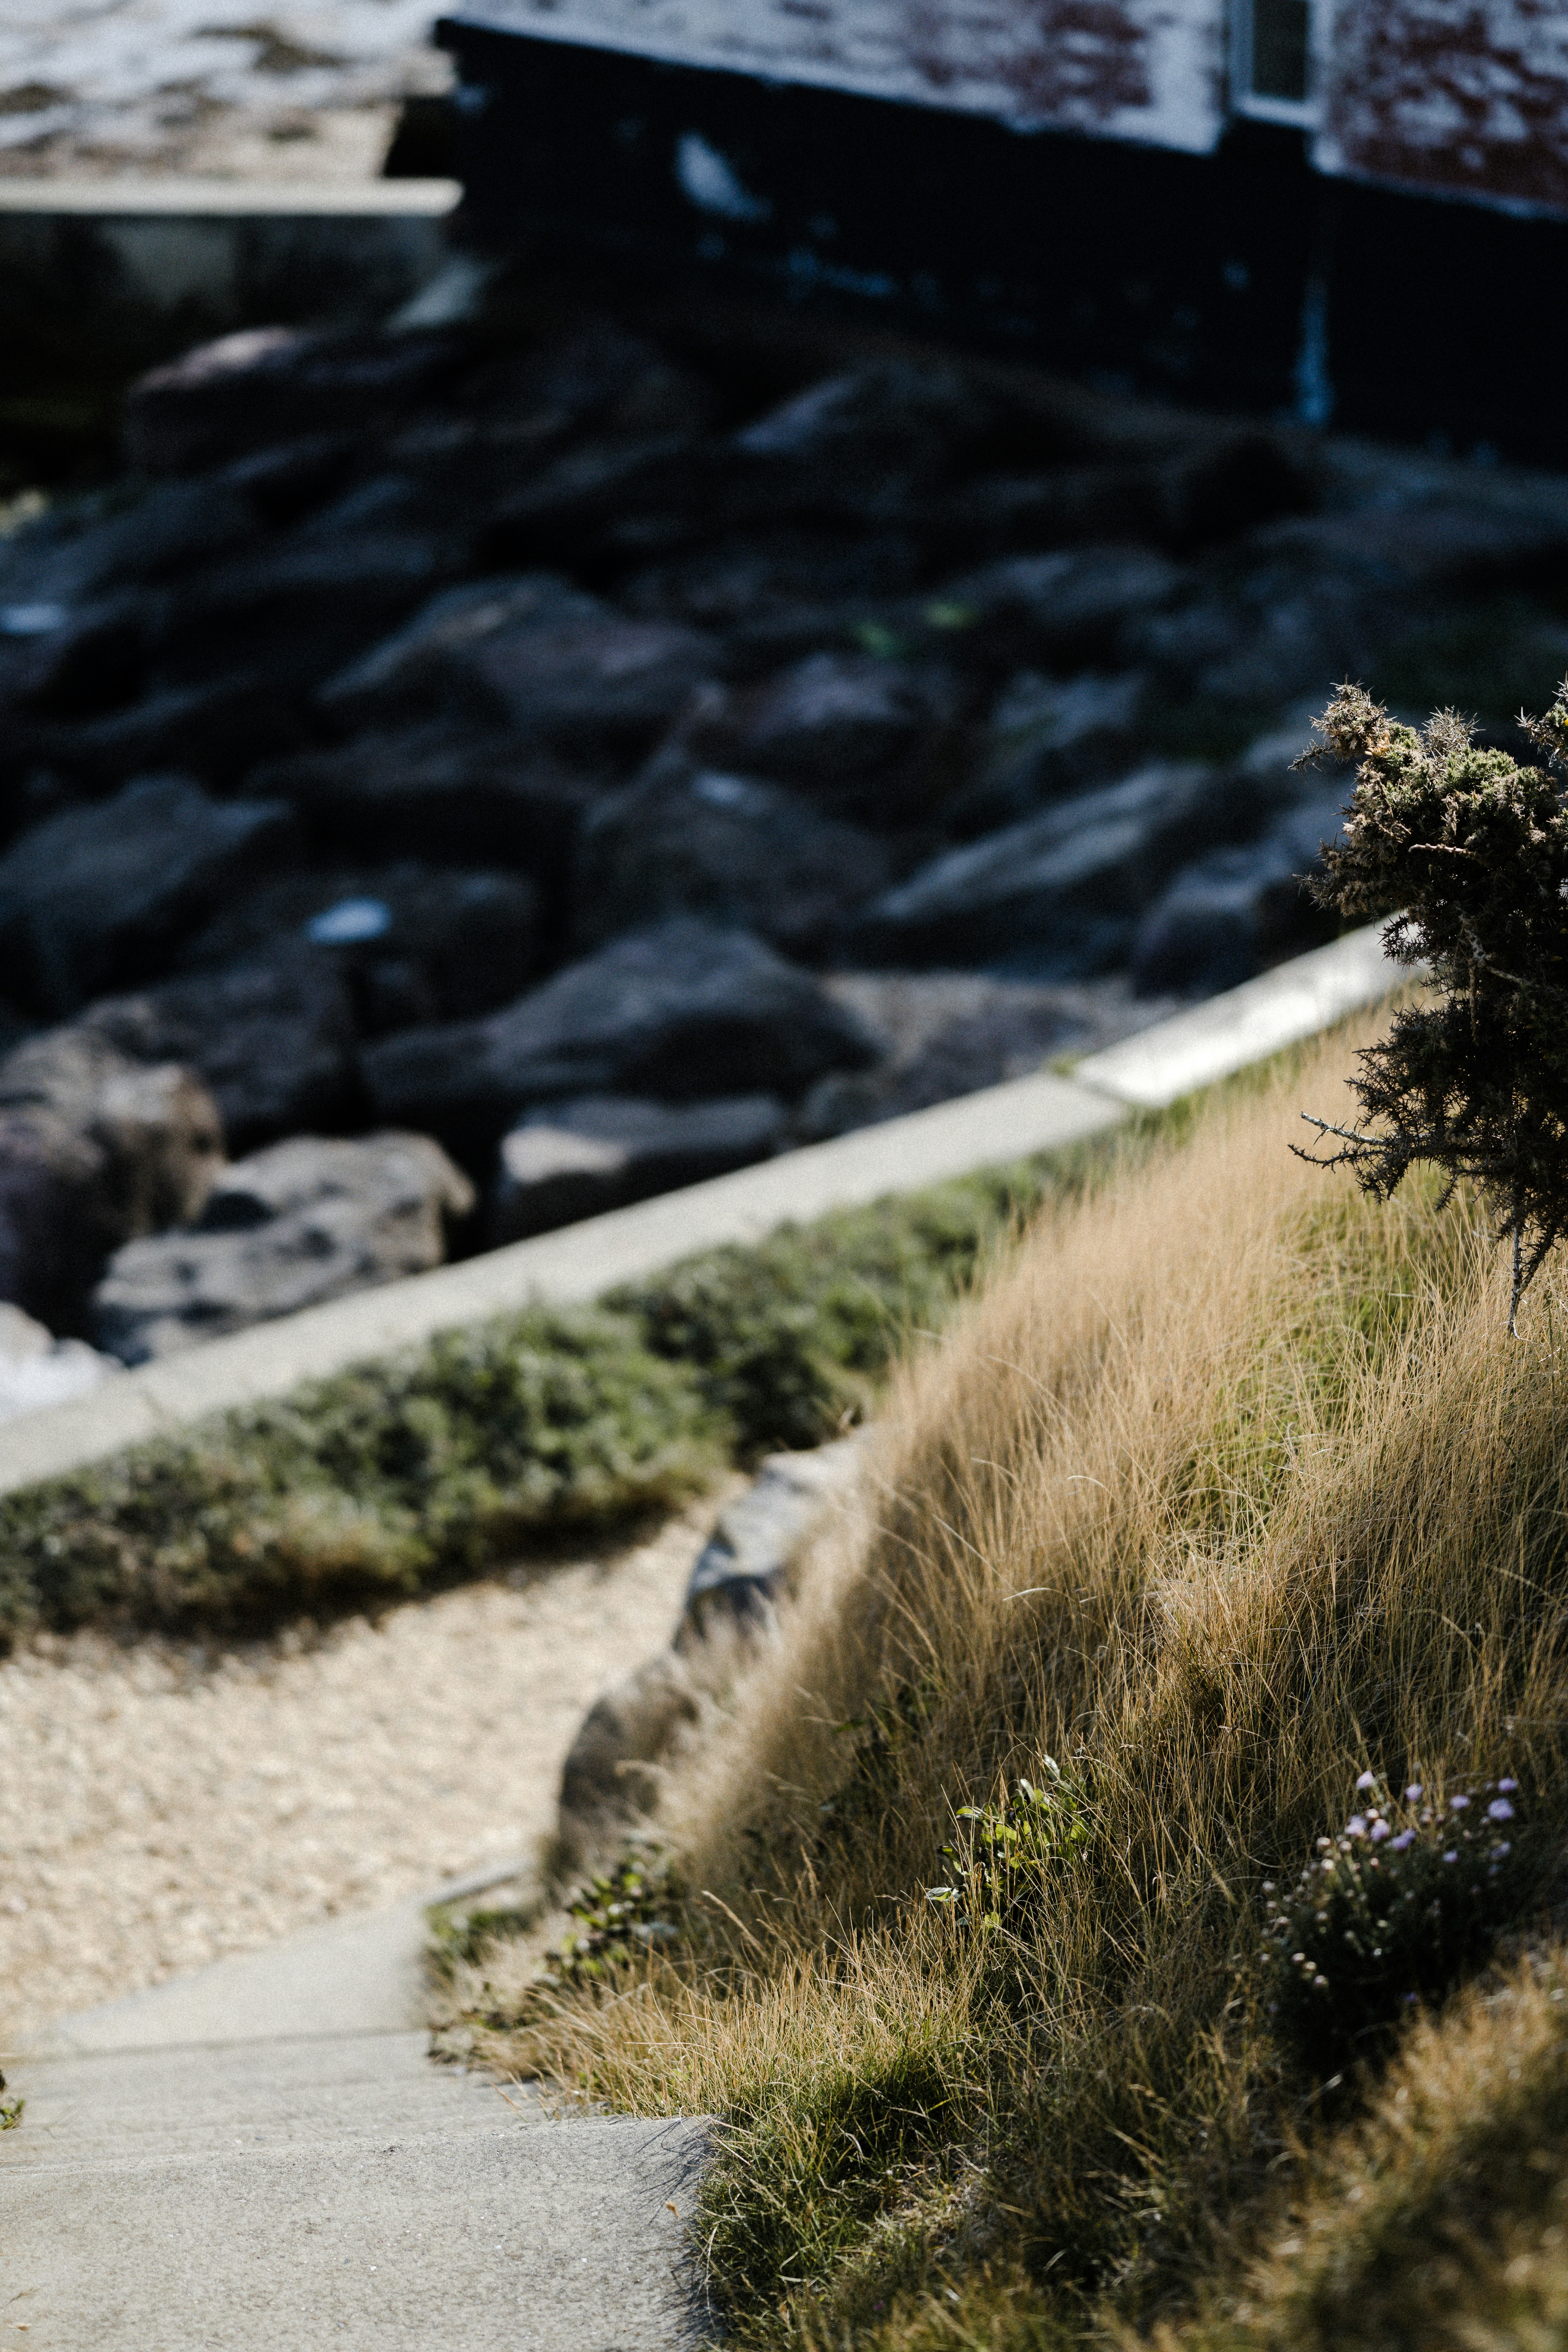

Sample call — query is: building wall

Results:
[454,0,1229,148]
[1315,0,1568,216]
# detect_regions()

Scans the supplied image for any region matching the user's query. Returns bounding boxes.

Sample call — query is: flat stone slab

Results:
[1,2032,708,2350]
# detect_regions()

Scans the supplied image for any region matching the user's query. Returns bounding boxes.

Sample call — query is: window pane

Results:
[1252,0,1309,101]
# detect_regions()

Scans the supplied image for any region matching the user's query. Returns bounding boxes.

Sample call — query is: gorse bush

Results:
[1299,680,1568,1328]
[1262,1771,1531,2078]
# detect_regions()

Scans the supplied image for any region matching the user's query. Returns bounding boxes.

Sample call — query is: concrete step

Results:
[2,2032,707,2349]
[2,1875,710,2348]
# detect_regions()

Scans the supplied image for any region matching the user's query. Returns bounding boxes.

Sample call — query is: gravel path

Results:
[0,1490,729,2049]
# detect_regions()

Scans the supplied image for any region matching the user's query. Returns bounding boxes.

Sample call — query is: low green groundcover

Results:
[0,1156,1096,1645]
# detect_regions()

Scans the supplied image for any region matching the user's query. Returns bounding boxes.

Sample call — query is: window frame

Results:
[1229,0,1319,127]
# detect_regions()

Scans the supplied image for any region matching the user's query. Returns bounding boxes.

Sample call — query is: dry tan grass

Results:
[464,1006,1568,2350]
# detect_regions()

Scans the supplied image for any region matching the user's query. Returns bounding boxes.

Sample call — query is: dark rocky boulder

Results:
[726,362,995,520]
[148,484,454,695]
[92,1129,475,1362]
[0,476,260,610]
[245,726,608,875]
[492,1092,787,1241]
[572,765,891,957]
[939,670,1146,838]
[317,572,715,757]
[75,949,360,1151]
[0,596,145,723]
[1130,500,1568,709]
[677,651,965,821]
[362,918,882,1147]
[931,429,1317,561]
[930,547,1181,673]
[9,668,312,795]
[460,317,718,443]
[850,759,1243,970]
[618,526,921,635]
[123,326,461,476]
[0,777,299,1018]
[176,863,543,1031]
[1130,780,1350,995]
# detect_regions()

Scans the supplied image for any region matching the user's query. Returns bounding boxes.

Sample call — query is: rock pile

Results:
[4,299,1563,1370]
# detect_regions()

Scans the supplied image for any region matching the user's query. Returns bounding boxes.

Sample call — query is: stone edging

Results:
[0,925,1400,1500]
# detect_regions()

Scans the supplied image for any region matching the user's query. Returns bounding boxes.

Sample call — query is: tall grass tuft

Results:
[462,1007,1568,2350]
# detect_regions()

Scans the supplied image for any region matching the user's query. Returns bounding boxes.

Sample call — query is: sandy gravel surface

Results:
[0,1490,730,2049]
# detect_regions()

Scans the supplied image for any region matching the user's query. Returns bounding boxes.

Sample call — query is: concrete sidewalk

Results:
[2,1863,710,2349]
[2,2030,708,2349]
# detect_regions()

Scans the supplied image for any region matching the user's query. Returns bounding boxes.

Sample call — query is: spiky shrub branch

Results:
[1297,680,1568,1332]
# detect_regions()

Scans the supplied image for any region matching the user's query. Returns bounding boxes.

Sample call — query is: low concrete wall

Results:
[0,177,462,370]
[0,925,1403,1499]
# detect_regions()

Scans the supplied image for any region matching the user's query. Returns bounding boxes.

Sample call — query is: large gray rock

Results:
[0,1031,224,1231]
[362,919,881,1145]
[930,547,1181,672]
[1131,779,1350,996]
[678,651,964,819]
[793,971,1089,1139]
[123,325,459,475]
[0,475,259,611]
[318,572,715,754]
[92,1130,475,1363]
[177,864,543,1030]
[0,594,144,722]
[75,949,359,1152]
[1130,500,1568,707]
[558,1437,863,1839]
[0,777,299,1017]
[246,725,607,872]
[572,765,892,956]
[10,668,309,794]
[941,669,1146,837]
[851,759,1237,971]
[727,362,992,517]
[492,1092,787,1242]
[0,1032,224,1327]
[150,485,452,695]
[676,1436,864,1644]
[933,429,1315,558]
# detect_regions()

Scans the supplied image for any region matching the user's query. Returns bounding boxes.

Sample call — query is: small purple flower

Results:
[1487,1798,1515,1822]
[1450,1794,1471,1811]
[1370,1820,1391,1841]
[1347,1815,1368,1837]
[1356,1771,1377,1792]
[1498,1778,1519,1794]
[1444,1850,1459,1864]
[1405,1784,1424,1801]
[1391,1829,1416,1851]
[1494,1842,1512,1858]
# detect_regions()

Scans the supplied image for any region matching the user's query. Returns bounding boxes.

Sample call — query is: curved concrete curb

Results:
[0,925,1402,1499]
